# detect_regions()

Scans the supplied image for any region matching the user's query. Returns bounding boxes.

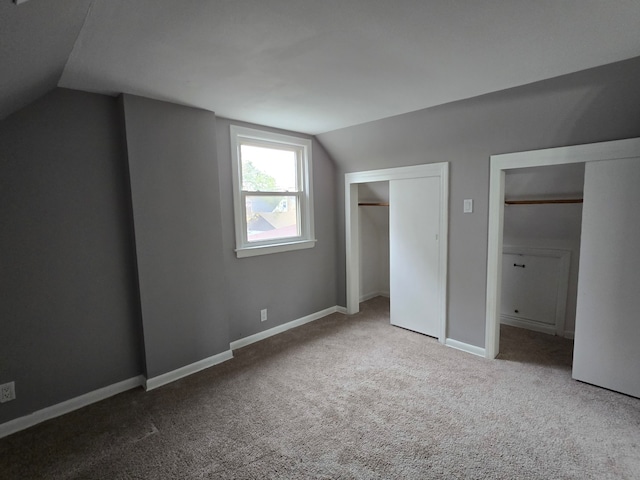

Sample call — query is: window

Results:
[230,125,315,257]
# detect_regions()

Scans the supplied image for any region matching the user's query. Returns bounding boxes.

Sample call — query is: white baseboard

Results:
[0,376,144,439]
[0,305,349,439]
[230,305,343,351]
[359,291,390,302]
[359,291,379,302]
[500,315,557,336]
[145,307,350,389]
[445,338,486,358]
[145,350,234,391]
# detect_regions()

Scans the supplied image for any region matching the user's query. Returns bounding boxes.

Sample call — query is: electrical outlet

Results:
[260,309,268,322]
[0,382,15,403]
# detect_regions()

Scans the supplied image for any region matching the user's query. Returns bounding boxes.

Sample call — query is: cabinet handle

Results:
[513,263,525,268]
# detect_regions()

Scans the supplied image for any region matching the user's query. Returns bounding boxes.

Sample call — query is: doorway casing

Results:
[345,163,449,343]
[485,137,640,359]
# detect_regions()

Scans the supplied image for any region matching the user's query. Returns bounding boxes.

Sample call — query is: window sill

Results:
[235,239,317,258]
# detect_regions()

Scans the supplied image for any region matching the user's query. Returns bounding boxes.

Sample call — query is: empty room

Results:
[1,1,639,478]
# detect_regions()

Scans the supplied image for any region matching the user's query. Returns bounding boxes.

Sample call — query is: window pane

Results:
[241,144,297,192]
[245,195,299,242]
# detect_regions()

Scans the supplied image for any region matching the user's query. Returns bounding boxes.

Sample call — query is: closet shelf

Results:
[505,198,583,205]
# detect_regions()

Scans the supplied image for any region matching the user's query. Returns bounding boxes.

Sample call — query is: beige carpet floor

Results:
[1,296,639,479]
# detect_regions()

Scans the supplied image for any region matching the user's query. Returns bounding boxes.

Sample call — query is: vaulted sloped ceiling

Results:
[3,1,640,134]
[0,0,91,120]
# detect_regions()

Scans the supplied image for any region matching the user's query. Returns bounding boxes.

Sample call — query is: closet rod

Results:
[358,202,389,206]
[505,198,583,205]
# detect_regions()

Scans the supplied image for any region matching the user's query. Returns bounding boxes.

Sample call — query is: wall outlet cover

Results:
[0,381,16,403]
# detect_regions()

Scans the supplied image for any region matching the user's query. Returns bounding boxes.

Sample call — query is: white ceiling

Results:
[4,1,640,134]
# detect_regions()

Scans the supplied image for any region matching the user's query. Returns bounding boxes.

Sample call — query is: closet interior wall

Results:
[358,182,390,302]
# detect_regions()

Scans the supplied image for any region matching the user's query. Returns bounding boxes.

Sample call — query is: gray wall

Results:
[0,89,142,423]
[359,204,389,301]
[121,94,230,378]
[215,118,338,341]
[318,56,640,347]
[0,89,340,426]
[6,54,637,426]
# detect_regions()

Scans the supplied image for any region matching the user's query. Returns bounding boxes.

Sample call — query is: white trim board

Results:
[345,162,449,345]
[150,304,347,389]
[485,137,640,359]
[0,376,144,439]
[445,338,486,358]
[230,305,344,351]
[145,350,234,391]
[500,315,575,340]
[359,291,390,303]
[500,315,557,336]
[0,305,348,438]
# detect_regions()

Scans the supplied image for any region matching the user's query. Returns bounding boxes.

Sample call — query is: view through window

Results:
[241,144,300,242]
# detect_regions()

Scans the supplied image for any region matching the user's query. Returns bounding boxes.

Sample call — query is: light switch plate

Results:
[463,199,473,213]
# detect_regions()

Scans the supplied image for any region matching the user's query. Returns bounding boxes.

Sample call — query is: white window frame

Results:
[230,125,316,258]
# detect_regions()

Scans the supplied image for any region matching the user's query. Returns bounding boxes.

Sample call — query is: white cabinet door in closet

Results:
[389,176,440,337]
[500,251,569,335]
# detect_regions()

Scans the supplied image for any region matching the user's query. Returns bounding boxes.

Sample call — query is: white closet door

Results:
[573,157,640,398]
[389,176,440,337]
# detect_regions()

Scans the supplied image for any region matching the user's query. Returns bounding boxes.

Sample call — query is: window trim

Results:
[230,125,315,258]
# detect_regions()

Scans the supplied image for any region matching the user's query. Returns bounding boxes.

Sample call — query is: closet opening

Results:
[345,163,449,343]
[498,163,585,366]
[357,181,389,304]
